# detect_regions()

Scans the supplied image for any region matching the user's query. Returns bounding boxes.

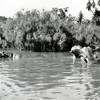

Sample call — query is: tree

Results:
[77,11,84,24]
[86,0,100,25]
[86,0,95,15]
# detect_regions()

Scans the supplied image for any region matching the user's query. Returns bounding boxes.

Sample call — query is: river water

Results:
[0,51,100,100]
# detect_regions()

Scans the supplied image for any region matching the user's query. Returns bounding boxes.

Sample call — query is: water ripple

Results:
[0,52,100,100]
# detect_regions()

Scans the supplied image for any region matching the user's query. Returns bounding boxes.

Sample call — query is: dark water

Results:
[0,51,100,100]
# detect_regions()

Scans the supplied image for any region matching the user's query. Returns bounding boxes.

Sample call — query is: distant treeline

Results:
[0,7,100,52]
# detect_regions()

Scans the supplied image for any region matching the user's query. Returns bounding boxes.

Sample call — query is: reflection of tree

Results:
[85,66,100,99]
[70,64,100,100]
[90,68,100,87]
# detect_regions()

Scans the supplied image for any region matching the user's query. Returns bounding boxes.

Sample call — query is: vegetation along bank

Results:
[0,0,100,52]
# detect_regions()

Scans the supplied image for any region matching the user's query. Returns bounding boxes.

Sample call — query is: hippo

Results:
[70,45,99,65]
[0,52,22,60]
[70,45,82,63]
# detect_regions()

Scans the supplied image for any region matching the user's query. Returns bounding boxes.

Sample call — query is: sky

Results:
[0,0,99,19]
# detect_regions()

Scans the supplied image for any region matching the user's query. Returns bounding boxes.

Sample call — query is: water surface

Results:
[0,52,100,100]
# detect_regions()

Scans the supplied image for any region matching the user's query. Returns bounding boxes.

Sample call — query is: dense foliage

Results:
[0,1,100,52]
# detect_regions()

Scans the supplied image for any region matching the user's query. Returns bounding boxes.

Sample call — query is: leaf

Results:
[92,1,95,8]
[98,0,100,6]
[86,0,92,11]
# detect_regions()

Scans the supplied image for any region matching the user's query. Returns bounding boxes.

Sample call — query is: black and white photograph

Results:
[0,0,100,100]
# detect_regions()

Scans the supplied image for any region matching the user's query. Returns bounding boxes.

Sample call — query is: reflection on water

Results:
[0,52,100,100]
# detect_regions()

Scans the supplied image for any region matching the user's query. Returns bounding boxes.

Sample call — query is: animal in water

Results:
[70,45,99,65]
[70,45,82,63]
[8,52,22,60]
[0,51,22,60]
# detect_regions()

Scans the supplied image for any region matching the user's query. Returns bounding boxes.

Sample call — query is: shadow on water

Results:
[0,51,100,100]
